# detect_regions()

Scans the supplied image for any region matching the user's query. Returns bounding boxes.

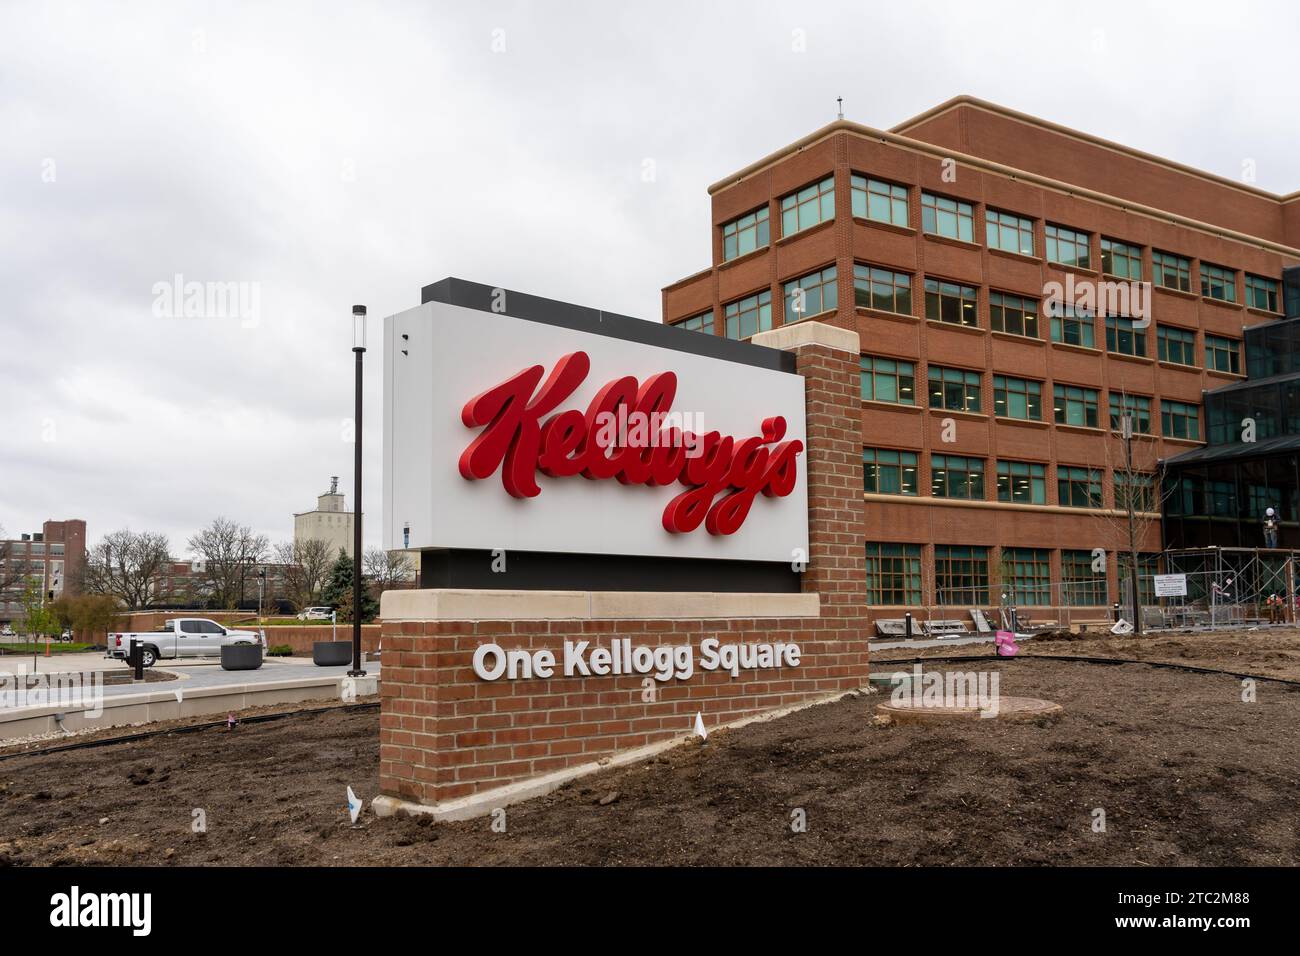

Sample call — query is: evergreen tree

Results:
[321,549,378,623]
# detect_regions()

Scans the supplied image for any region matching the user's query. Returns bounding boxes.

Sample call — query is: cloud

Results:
[1,0,1298,553]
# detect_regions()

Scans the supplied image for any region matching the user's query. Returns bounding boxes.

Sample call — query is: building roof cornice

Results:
[891,95,1300,203]
[704,98,1300,260]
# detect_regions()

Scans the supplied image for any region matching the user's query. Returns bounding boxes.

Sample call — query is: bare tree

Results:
[187,517,269,610]
[1087,398,1176,635]
[82,529,174,610]
[273,538,334,611]
[364,547,416,592]
[50,593,125,643]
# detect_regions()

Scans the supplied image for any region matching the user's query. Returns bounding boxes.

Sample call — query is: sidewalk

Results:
[1,652,381,703]
[1,655,383,741]
[0,651,130,675]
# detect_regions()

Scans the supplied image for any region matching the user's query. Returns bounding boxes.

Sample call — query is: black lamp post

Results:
[349,304,367,677]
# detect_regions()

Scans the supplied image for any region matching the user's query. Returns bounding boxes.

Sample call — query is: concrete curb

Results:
[371,685,866,822]
[0,673,375,740]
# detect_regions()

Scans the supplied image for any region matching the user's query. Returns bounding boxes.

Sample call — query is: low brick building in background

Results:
[662,95,1300,622]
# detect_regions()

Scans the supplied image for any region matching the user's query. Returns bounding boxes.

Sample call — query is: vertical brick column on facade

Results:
[781,334,868,614]
[378,323,870,808]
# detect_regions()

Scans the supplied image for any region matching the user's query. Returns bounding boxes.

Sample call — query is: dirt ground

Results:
[2,651,1298,866]
[877,624,1300,682]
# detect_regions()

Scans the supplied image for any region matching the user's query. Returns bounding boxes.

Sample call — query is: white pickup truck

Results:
[106,618,265,668]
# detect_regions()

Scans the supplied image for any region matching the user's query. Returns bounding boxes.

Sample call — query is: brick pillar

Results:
[753,322,866,619]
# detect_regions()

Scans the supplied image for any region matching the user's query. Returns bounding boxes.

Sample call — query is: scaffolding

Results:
[1151,547,1300,628]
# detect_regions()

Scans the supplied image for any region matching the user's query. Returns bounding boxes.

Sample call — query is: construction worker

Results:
[1264,507,1280,549]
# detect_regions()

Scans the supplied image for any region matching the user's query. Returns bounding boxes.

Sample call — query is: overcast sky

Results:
[2,0,1298,556]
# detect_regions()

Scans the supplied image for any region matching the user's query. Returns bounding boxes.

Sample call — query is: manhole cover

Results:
[875,696,1062,724]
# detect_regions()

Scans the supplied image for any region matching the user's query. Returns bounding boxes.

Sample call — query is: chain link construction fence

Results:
[1133,548,1300,630]
[907,548,1300,637]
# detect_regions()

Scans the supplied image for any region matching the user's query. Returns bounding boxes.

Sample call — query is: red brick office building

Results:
[662,96,1300,622]
[0,519,87,623]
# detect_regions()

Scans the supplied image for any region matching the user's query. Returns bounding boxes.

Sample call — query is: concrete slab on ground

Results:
[870,633,1001,652]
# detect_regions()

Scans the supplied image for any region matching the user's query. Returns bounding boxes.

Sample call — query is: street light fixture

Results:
[349,304,367,677]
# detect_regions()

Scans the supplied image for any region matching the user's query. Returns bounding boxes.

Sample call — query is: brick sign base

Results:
[378,604,868,807]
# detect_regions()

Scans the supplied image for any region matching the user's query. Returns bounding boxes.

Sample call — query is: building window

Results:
[1053,384,1100,428]
[851,175,908,227]
[1207,480,1236,516]
[1205,334,1241,374]
[996,460,1046,504]
[1152,250,1192,292]
[1118,552,1160,605]
[1157,324,1196,365]
[1045,223,1091,269]
[931,454,985,500]
[921,192,975,242]
[863,448,919,495]
[993,375,1043,421]
[1247,484,1284,519]
[854,264,913,315]
[1108,392,1152,434]
[722,206,770,261]
[1049,304,1095,348]
[1115,472,1157,513]
[1161,400,1201,440]
[1200,262,1237,302]
[989,291,1039,338]
[935,545,989,605]
[1062,550,1107,606]
[1105,315,1147,357]
[1100,238,1142,280]
[985,208,1034,256]
[724,290,772,340]
[864,543,922,606]
[674,311,713,334]
[1004,547,1051,606]
[783,265,838,322]
[1058,466,1103,508]
[781,176,835,236]
[860,355,916,405]
[924,278,978,327]
[1246,274,1280,312]
[928,365,982,413]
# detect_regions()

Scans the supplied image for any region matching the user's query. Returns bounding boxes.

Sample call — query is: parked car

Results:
[106,618,265,667]
[0,625,14,637]
[297,606,334,621]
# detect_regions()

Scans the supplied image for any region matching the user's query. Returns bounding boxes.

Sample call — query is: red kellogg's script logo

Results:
[458,351,803,535]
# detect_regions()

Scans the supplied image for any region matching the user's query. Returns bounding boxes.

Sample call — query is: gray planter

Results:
[221,643,263,671]
[313,640,353,666]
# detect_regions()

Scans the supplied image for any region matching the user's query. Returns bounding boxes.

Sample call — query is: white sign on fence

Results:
[1153,573,1188,598]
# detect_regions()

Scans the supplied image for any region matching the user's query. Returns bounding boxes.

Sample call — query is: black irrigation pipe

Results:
[0,700,380,763]
[878,652,1300,688]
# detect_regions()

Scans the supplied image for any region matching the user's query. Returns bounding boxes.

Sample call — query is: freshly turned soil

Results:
[2,656,1298,866]
[875,625,1300,682]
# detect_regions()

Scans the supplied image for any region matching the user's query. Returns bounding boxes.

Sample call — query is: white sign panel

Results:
[383,298,809,563]
[1153,573,1187,597]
